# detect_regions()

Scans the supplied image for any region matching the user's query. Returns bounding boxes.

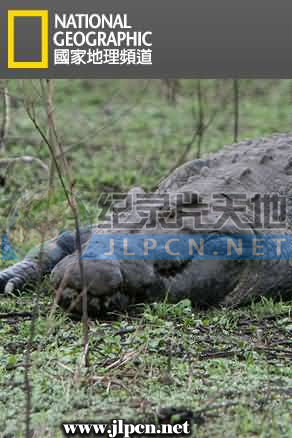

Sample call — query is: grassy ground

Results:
[0,80,291,437]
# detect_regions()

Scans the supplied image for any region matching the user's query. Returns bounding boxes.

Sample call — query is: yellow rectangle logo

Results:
[8,10,48,69]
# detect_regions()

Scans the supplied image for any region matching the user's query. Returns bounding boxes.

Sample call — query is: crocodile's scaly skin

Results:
[1,134,292,316]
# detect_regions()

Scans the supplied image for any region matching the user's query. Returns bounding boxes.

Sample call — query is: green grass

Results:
[0,79,292,437]
[0,290,291,437]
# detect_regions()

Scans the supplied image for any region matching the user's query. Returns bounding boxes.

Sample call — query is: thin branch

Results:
[20,80,91,434]
[0,82,10,152]
[0,156,48,172]
[166,82,232,175]
[24,81,89,368]
[233,79,239,143]
[24,296,37,438]
[163,79,180,105]
[196,79,204,158]
[40,79,57,188]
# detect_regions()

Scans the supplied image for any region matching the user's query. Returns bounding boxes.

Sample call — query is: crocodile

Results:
[1,133,292,317]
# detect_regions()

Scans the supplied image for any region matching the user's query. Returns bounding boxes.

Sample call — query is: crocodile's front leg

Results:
[0,186,145,297]
[0,228,92,294]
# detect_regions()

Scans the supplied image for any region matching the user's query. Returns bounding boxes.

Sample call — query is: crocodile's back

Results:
[159,133,292,197]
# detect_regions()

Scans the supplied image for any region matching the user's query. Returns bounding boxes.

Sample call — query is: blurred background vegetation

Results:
[0,79,291,253]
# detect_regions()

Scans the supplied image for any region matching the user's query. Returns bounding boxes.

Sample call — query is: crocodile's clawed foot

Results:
[50,253,130,317]
[0,260,40,295]
[50,251,165,317]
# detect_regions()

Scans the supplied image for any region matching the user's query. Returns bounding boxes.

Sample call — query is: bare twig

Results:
[24,80,89,368]
[233,79,239,142]
[0,156,48,172]
[162,79,180,104]
[40,79,58,188]
[165,82,232,176]
[196,80,204,158]
[24,297,38,438]
[0,81,10,152]
[19,80,90,435]
[104,350,139,371]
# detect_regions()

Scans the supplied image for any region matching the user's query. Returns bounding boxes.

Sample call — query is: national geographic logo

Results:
[7,10,48,69]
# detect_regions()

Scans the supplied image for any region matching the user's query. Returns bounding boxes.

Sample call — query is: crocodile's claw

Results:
[0,259,40,295]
